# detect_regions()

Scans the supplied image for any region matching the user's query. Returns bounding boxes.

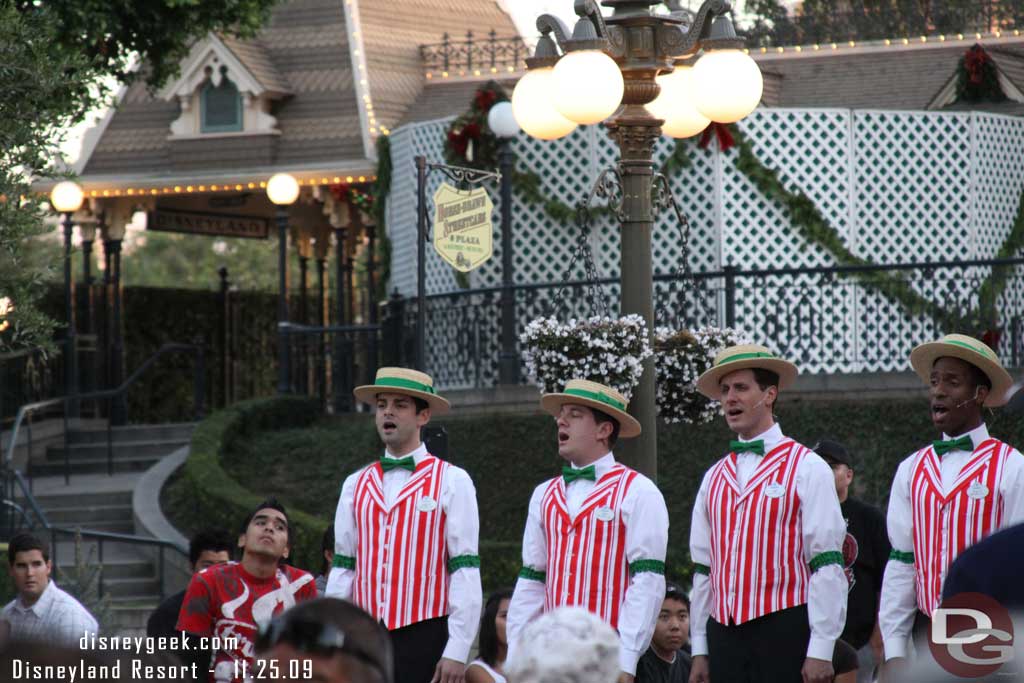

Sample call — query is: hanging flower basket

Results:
[654,325,751,425]
[521,315,652,398]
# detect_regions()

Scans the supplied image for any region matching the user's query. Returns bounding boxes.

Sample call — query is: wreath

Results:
[328,183,374,213]
[444,81,509,170]
[956,44,1007,103]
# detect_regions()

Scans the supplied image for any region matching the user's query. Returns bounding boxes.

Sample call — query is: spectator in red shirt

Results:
[177,498,318,682]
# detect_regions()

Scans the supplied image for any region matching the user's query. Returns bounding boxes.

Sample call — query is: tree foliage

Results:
[0,0,280,354]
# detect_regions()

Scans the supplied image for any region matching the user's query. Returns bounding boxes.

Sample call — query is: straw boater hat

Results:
[696,344,799,399]
[353,367,450,415]
[540,379,642,439]
[909,334,1014,407]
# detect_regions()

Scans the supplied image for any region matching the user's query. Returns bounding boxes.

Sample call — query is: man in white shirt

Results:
[325,367,482,683]
[3,532,98,646]
[506,379,670,683]
[688,344,846,683]
[879,334,1024,677]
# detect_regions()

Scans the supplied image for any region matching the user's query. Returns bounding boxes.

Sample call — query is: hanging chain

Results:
[549,169,622,320]
[653,172,713,327]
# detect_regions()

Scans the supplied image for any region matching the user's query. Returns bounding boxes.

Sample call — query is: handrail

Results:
[3,343,205,473]
[4,464,188,601]
[414,256,1024,299]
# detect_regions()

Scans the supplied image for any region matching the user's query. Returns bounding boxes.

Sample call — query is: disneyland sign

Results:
[148,209,270,239]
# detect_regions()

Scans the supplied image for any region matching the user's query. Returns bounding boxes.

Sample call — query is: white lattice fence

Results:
[387,108,1024,382]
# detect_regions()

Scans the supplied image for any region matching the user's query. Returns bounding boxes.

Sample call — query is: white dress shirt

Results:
[689,423,848,662]
[324,443,483,663]
[2,579,98,646]
[506,452,669,676]
[879,423,1024,660]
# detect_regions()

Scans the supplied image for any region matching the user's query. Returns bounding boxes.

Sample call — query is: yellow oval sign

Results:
[432,182,494,272]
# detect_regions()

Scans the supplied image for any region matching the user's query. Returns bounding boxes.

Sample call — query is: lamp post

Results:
[512,0,762,478]
[50,181,85,417]
[101,216,128,424]
[488,101,523,385]
[267,173,300,394]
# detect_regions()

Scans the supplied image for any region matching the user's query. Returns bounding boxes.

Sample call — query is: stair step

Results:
[46,504,134,524]
[67,423,196,445]
[102,577,161,598]
[45,440,188,461]
[30,457,162,476]
[58,558,155,580]
[24,490,134,509]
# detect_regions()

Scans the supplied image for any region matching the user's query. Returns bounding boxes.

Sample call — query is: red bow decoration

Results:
[698,122,735,152]
[981,328,1001,350]
[328,183,373,210]
[447,122,482,159]
[964,45,989,86]
[474,89,499,112]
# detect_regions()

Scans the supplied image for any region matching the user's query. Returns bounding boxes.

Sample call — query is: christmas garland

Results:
[444,81,508,170]
[729,125,1024,334]
[956,44,1007,104]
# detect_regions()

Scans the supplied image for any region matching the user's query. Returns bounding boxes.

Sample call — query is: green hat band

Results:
[564,388,627,412]
[374,376,436,395]
[717,351,778,367]
[944,339,996,361]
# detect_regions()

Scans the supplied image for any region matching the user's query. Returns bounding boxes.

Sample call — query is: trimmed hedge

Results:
[171,394,1024,591]
[170,396,328,571]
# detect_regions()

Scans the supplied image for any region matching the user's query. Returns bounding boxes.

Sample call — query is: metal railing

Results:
[3,343,205,487]
[420,30,527,75]
[386,257,1024,388]
[2,468,187,601]
[278,322,381,412]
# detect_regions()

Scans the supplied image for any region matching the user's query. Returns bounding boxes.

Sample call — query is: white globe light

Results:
[646,65,711,139]
[50,180,84,213]
[266,173,300,206]
[512,68,578,141]
[487,101,520,139]
[692,49,764,123]
[552,50,624,125]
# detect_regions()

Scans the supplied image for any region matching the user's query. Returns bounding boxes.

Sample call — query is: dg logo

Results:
[930,592,1015,678]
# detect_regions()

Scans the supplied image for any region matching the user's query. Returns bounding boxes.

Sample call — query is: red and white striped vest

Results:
[351,455,450,630]
[706,439,809,625]
[540,463,638,629]
[909,438,1012,616]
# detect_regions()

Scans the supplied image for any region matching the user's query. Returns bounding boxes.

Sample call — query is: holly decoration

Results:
[956,44,1007,104]
[329,183,374,213]
[444,81,509,170]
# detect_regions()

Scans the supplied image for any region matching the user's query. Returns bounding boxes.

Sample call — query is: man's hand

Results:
[689,654,710,683]
[880,656,907,683]
[870,625,885,663]
[801,656,833,683]
[617,673,635,683]
[430,657,466,683]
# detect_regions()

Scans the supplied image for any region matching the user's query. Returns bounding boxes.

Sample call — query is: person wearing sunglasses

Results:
[254,598,393,683]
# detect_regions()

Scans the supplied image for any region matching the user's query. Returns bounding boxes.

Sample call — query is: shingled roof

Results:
[756,36,1024,110]
[75,0,520,187]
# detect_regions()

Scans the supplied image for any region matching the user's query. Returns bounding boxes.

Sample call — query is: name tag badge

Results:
[595,506,615,522]
[764,483,786,499]
[417,496,438,512]
[967,482,989,500]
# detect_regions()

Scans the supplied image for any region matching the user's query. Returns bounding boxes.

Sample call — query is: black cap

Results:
[814,439,854,468]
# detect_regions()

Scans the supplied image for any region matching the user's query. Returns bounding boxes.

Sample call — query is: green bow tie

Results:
[562,465,597,484]
[933,435,974,456]
[380,456,416,472]
[730,439,765,456]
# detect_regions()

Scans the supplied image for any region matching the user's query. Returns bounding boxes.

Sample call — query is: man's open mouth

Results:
[932,404,949,418]
[726,407,743,418]
[382,421,397,431]
[558,432,569,443]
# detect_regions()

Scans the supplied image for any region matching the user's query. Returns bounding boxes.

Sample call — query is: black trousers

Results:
[390,616,448,683]
[707,605,811,683]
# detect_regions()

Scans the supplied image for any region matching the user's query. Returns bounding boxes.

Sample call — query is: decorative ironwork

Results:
[420,31,527,75]
[653,172,713,326]
[426,162,501,192]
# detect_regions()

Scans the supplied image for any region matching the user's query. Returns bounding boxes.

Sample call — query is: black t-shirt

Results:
[147,589,186,639]
[839,496,890,649]
[635,647,691,683]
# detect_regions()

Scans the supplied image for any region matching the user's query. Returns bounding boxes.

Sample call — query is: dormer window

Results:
[201,67,243,133]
